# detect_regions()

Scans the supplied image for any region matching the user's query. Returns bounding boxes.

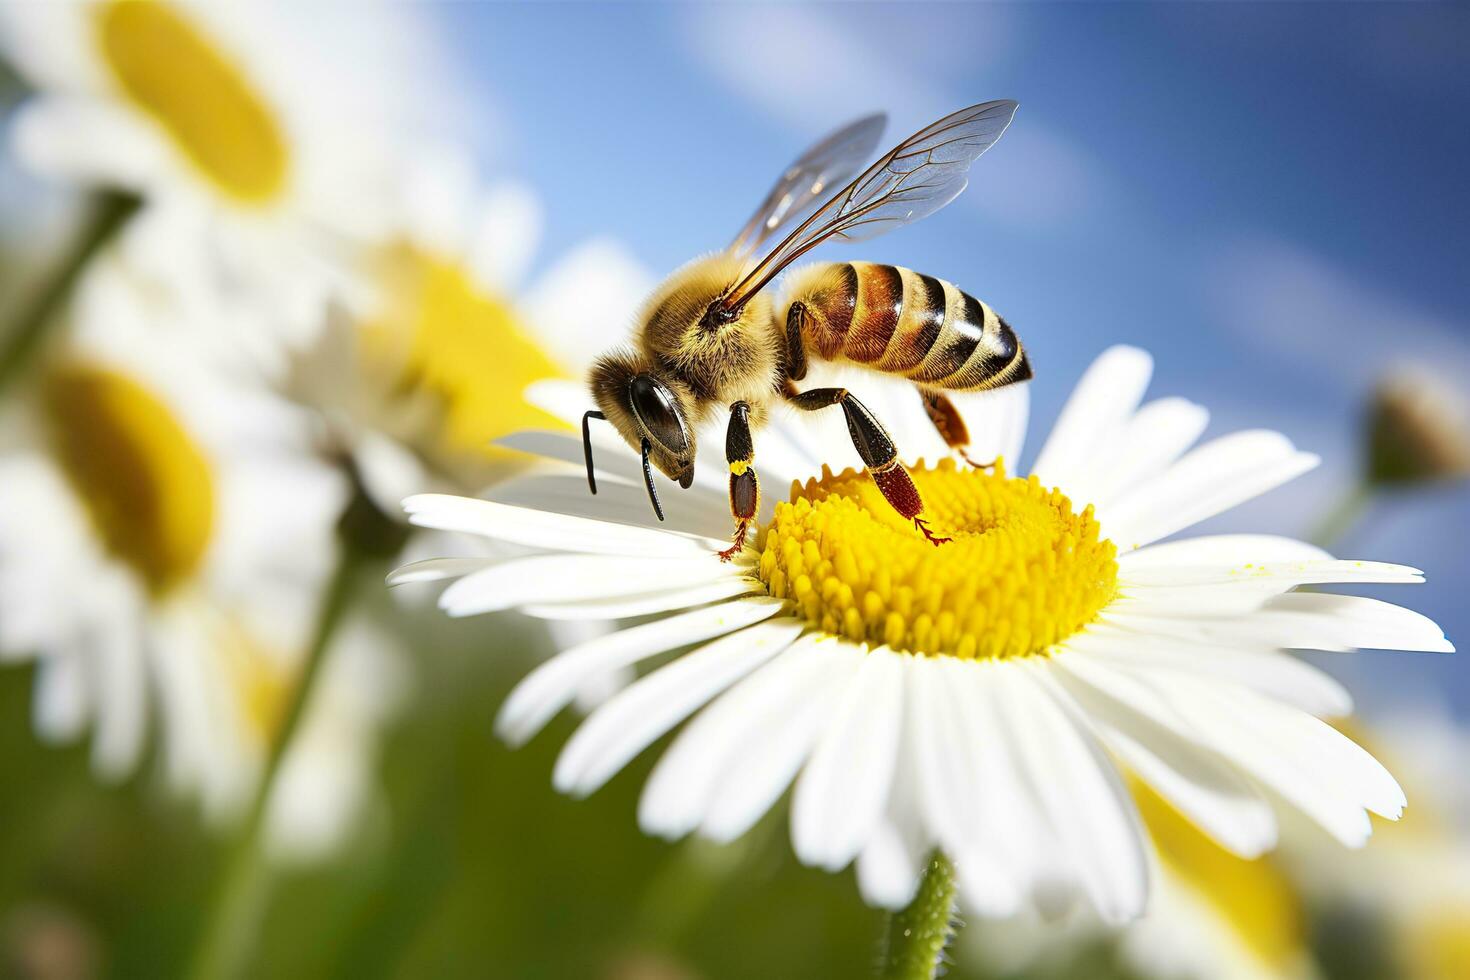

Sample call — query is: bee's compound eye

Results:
[630,375,689,453]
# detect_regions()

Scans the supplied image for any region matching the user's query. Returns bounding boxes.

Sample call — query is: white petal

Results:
[1122,559,1423,590]
[698,641,864,844]
[495,598,784,746]
[489,468,732,543]
[554,619,804,797]
[856,816,926,910]
[521,578,758,620]
[954,661,1058,905]
[1052,655,1277,857]
[496,429,731,504]
[639,636,832,839]
[1085,397,1209,508]
[437,554,731,616]
[33,649,89,744]
[1031,346,1153,490]
[997,663,1149,923]
[385,557,495,586]
[89,606,147,779]
[402,493,704,557]
[1068,628,1352,718]
[1108,593,1453,653]
[1119,534,1330,569]
[1136,672,1387,845]
[913,658,1022,917]
[790,647,905,871]
[1100,431,1319,550]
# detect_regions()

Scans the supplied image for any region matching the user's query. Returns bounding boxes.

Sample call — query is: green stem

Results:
[184,543,360,980]
[0,190,140,395]
[1306,482,1374,551]
[877,852,959,980]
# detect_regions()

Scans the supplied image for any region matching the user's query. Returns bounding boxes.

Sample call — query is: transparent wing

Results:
[729,112,888,256]
[722,100,1019,309]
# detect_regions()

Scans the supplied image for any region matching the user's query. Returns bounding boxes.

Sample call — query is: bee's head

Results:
[587,350,696,517]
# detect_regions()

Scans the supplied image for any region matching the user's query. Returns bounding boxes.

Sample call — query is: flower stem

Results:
[877,852,959,980]
[1307,481,1374,551]
[185,542,360,980]
[0,190,140,395]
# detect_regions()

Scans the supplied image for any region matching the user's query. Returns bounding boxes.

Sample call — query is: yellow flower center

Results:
[1136,782,1306,971]
[362,245,567,459]
[45,364,214,594]
[94,0,288,203]
[754,459,1117,659]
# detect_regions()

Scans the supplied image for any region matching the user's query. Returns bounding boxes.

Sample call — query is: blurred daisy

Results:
[286,151,653,515]
[394,345,1451,921]
[0,219,346,827]
[265,612,410,863]
[0,0,463,339]
[1284,709,1470,980]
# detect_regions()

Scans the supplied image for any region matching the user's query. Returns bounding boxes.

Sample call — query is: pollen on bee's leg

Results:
[913,516,952,546]
[718,467,759,561]
[871,462,951,545]
[717,521,750,563]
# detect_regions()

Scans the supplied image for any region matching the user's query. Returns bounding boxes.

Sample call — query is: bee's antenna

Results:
[582,410,606,494]
[641,437,665,522]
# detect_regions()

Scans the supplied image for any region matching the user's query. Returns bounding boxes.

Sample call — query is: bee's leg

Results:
[782,302,809,382]
[785,386,951,546]
[919,389,996,470]
[718,400,760,562]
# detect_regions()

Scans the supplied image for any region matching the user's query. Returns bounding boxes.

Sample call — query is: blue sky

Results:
[435,2,1469,714]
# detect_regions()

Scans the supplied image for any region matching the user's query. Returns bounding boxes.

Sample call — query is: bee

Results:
[584,101,1031,560]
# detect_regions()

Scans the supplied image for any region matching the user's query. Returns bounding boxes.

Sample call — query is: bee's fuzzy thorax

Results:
[635,253,782,417]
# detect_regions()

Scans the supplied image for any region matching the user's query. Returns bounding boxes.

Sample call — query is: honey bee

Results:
[584,101,1031,560]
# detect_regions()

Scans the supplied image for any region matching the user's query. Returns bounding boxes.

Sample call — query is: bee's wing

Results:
[722,100,1019,310]
[729,112,888,257]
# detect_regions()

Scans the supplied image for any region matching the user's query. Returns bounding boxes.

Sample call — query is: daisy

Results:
[392,345,1451,921]
[285,149,653,516]
[0,0,462,337]
[0,215,347,829]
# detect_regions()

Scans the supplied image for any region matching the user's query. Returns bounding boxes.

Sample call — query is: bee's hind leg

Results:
[785,386,951,546]
[718,401,760,562]
[920,389,997,471]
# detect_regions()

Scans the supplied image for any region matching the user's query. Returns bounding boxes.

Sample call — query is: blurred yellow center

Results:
[215,618,292,742]
[94,0,288,203]
[1137,782,1305,970]
[755,459,1117,659]
[46,364,214,594]
[363,245,566,458]
[1402,904,1470,980]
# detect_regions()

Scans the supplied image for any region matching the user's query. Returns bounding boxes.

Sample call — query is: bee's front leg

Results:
[718,401,760,562]
[786,386,951,546]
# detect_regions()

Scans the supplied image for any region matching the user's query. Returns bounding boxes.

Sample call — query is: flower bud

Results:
[1366,365,1470,486]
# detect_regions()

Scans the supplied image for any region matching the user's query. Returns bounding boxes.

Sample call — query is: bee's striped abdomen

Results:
[786,262,1030,392]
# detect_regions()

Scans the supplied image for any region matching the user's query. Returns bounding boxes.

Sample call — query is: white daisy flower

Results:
[392,345,1452,922]
[286,149,653,516]
[0,0,461,338]
[0,223,345,827]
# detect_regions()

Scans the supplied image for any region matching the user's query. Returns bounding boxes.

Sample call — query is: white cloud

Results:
[675,3,1106,230]
[1202,235,1470,391]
